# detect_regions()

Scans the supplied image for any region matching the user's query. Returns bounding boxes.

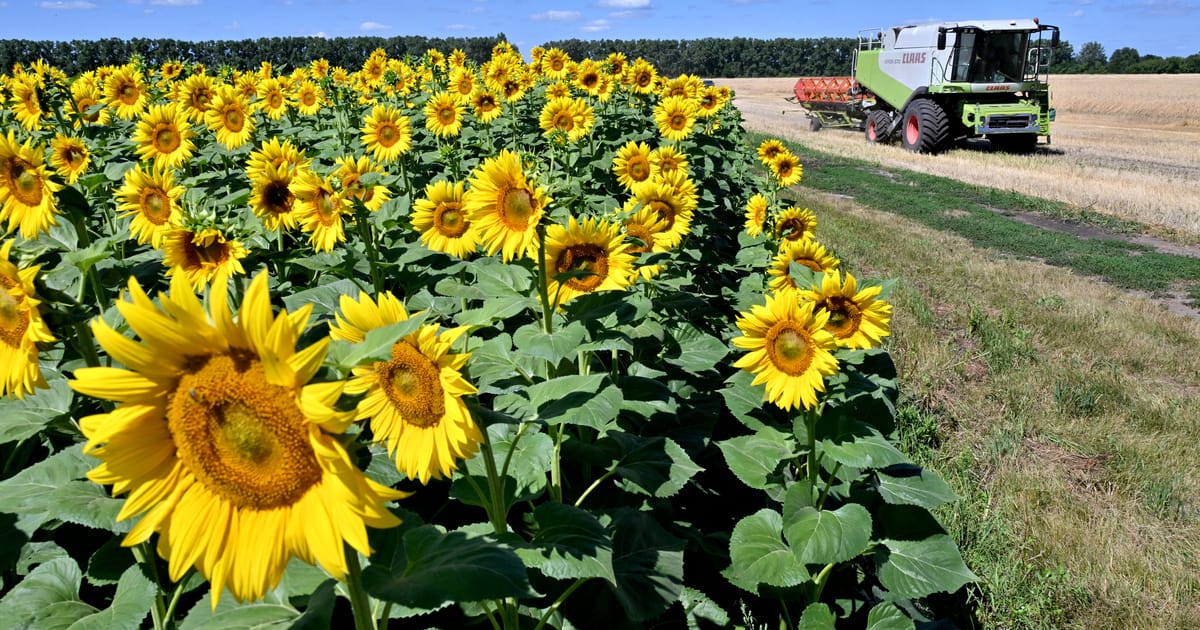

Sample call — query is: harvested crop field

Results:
[720,74,1200,244]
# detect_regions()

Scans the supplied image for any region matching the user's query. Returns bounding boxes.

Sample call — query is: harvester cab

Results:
[792,19,1060,154]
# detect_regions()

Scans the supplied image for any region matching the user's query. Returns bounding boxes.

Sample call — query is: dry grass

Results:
[721,74,1200,241]
[810,191,1200,628]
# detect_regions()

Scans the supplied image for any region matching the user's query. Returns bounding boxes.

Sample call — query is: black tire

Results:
[989,133,1038,154]
[865,110,892,143]
[809,116,822,132]
[900,100,949,154]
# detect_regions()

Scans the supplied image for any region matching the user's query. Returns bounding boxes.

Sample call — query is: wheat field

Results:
[723,74,1200,241]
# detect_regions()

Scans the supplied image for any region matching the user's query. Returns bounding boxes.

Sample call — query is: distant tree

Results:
[1050,39,1077,73]
[1077,41,1107,73]
[1108,47,1140,73]
[1182,53,1200,73]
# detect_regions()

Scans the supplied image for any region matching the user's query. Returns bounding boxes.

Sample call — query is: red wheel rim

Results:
[905,115,920,145]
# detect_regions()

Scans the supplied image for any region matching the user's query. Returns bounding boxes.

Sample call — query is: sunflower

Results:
[470,90,503,123]
[650,145,688,177]
[245,136,307,180]
[626,178,695,251]
[539,97,593,143]
[540,48,572,80]
[49,135,91,184]
[176,73,217,123]
[132,104,195,169]
[116,163,184,248]
[625,58,658,94]
[8,77,44,131]
[0,132,62,239]
[255,77,290,120]
[360,104,413,164]
[767,239,840,293]
[606,51,628,75]
[621,206,671,280]
[770,151,804,187]
[204,86,256,150]
[463,149,549,262]
[329,291,482,483]
[573,58,605,96]
[744,193,769,238]
[697,85,728,118]
[104,65,149,120]
[449,49,468,69]
[309,58,331,79]
[732,289,839,411]
[448,67,477,102]
[291,171,348,253]
[69,271,405,605]
[360,50,388,88]
[544,216,636,307]
[69,75,110,127]
[412,179,477,258]
[248,162,301,232]
[161,227,248,291]
[654,95,699,143]
[773,206,817,242]
[612,141,657,191]
[424,91,464,138]
[662,74,701,99]
[158,60,184,82]
[334,155,391,212]
[756,139,787,165]
[799,270,892,350]
[293,80,325,116]
[0,240,54,399]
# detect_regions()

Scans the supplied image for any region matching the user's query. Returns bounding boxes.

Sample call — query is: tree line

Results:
[1,34,1196,77]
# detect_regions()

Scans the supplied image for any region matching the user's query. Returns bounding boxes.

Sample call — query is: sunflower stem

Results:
[573,465,616,508]
[535,224,554,335]
[131,542,168,630]
[354,203,384,295]
[816,462,842,511]
[805,407,820,490]
[163,572,191,627]
[478,428,509,535]
[532,578,588,630]
[345,549,377,630]
[550,424,564,503]
[811,561,836,603]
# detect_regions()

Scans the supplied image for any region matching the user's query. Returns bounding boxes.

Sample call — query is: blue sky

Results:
[1,0,1196,59]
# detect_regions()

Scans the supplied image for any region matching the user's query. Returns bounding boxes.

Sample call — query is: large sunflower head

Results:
[104,65,149,120]
[654,95,699,143]
[330,291,483,483]
[248,161,301,233]
[462,149,550,262]
[625,58,658,94]
[696,85,729,118]
[360,104,413,164]
[69,75,111,127]
[0,131,62,240]
[540,48,573,80]
[799,270,893,350]
[744,193,769,238]
[544,216,636,307]
[203,86,256,150]
[573,58,605,96]
[334,155,391,212]
[132,103,196,169]
[161,227,249,291]
[69,271,406,605]
[773,206,818,242]
[290,170,348,253]
[650,145,688,178]
[245,136,307,180]
[255,77,290,120]
[539,97,593,143]
[612,140,657,191]
[412,179,477,259]
[470,89,503,123]
[0,240,55,399]
[294,79,325,116]
[448,67,477,102]
[424,91,465,138]
[770,151,804,187]
[627,178,695,251]
[767,238,840,293]
[733,289,840,411]
[48,134,91,184]
[116,162,184,248]
[756,139,787,165]
[8,77,45,131]
[175,73,217,123]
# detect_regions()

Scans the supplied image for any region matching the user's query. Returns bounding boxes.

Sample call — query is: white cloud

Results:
[1070,9,1085,16]
[311,31,328,38]
[150,0,200,6]
[581,19,611,32]
[608,10,634,18]
[446,23,476,31]
[598,0,649,8]
[38,1,96,8]
[531,10,581,21]
[360,21,391,32]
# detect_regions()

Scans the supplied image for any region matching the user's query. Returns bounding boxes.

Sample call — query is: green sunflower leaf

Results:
[820,433,910,470]
[876,535,978,598]
[66,565,156,630]
[875,464,958,509]
[512,319,588,365]
[797,602,837,629]
[513,373,623,429]
[723,509,810,593]
[325,314,427,371]
[865,602,916,630]
[606,433,702,498]
[717,427,796,490]
[517,502,616,584]
[0,557,97,628]
[782,504,873,564]
[362,525,533,608]
[0,376,74,446]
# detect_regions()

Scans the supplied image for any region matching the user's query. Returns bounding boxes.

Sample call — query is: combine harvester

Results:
[792,19,1060,153]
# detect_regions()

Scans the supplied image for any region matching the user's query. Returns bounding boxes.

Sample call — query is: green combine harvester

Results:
[792,18,1060,153]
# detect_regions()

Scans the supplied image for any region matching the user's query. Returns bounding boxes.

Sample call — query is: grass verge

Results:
[750,133,1200,628]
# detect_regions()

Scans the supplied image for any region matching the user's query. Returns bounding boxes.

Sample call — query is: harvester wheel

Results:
[865,110,892,143]
[900,100,949,154]
[809,116,822,132]
[989,133,1037,154]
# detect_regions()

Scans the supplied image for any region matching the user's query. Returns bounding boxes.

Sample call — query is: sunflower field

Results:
[0,44,974,629]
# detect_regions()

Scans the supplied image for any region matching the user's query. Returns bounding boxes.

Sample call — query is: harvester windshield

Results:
[951,30,1028,83]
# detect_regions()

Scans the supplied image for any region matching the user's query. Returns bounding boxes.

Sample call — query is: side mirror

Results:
[937,28,946,50]
[1052,29,1060,48]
